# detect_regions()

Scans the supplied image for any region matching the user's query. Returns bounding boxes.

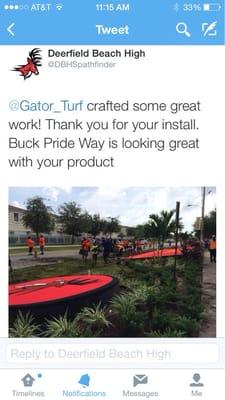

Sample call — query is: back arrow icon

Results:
[7,23,15,36]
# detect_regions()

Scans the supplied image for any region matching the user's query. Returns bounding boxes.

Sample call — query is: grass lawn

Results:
[10,257,122,283]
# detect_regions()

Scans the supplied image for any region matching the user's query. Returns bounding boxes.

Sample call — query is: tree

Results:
[179,231,192,242]
[204,210,216,238]
[194,209,216,238]
[58,202,91,244]
[134,224,150,239]
[89,214,104,237]
[126,227,137,237]
[147,210,177,247]
[102,217,120,238]
[23,196,55,242]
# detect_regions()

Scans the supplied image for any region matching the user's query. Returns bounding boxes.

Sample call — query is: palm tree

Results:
[148,210,176,249]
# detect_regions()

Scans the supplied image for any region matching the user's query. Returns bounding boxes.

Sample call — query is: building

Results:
[8,205,71,245]
[9,205,132,245]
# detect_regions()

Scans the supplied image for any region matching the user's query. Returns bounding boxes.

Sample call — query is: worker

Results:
[208,235,216,262]
[39,234,46,255]
[91,241,99,266]
[80,237,91,263]
[26,236,34,255]
[102,237,112,264]
[135,239,142,253]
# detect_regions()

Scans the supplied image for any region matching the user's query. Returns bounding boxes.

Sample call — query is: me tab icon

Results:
[78,374,90,388]
[190,373,204,387]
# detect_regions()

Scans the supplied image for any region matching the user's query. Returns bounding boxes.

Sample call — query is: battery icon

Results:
[203,3,222,11]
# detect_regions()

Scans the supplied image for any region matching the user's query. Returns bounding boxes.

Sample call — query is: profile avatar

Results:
[13,48,42,80]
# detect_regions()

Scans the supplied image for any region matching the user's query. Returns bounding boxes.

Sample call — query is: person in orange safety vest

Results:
[39,234,46,255]
[26,236,34,255]
[208,235,216,262]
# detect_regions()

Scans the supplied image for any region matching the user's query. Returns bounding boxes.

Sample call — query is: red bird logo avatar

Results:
[13,48,42,80]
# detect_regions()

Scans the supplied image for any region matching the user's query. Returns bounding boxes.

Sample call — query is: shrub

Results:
[184,261,202,285]
[145,328,185,338]
[109,293,137,319]
[182,302,204,320]
[44,312,80,337]
[75,303,112,337]
[109,293,146,336]
[9,312,40,338]
[132,284,157,304]
[151,310,175,332]
[150,287,181,312]
[174,315,200,336]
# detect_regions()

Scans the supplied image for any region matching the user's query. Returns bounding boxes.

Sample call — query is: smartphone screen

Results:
[0,1,224,398]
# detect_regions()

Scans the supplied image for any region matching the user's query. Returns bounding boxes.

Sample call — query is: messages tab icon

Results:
[133,374,148,387]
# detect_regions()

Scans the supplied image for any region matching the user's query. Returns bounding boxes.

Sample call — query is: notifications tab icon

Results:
[78,374,90,388]
[176,22,191,37]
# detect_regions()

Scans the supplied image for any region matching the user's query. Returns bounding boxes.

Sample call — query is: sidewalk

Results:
[9,249,80,269]
[199,251,216,337]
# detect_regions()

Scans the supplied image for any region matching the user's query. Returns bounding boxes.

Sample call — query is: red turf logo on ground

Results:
[13,48,42,80]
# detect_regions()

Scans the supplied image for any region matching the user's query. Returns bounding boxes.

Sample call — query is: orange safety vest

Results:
[82,240,90,251]
[26,238,34,248]
[39,237,45,246]
[209,239,216,250]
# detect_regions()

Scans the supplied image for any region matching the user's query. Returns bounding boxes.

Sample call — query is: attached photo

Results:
[8,187,216,338]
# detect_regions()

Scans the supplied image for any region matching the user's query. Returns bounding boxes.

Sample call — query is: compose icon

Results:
[202,21,217,36]
[133,374,148,387]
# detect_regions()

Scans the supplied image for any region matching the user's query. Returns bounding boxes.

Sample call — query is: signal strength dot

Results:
[4,4,19,10]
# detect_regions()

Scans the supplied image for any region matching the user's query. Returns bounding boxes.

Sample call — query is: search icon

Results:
[176,22,191,37]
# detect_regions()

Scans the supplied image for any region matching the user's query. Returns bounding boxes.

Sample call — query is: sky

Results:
[9,187,216,232]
